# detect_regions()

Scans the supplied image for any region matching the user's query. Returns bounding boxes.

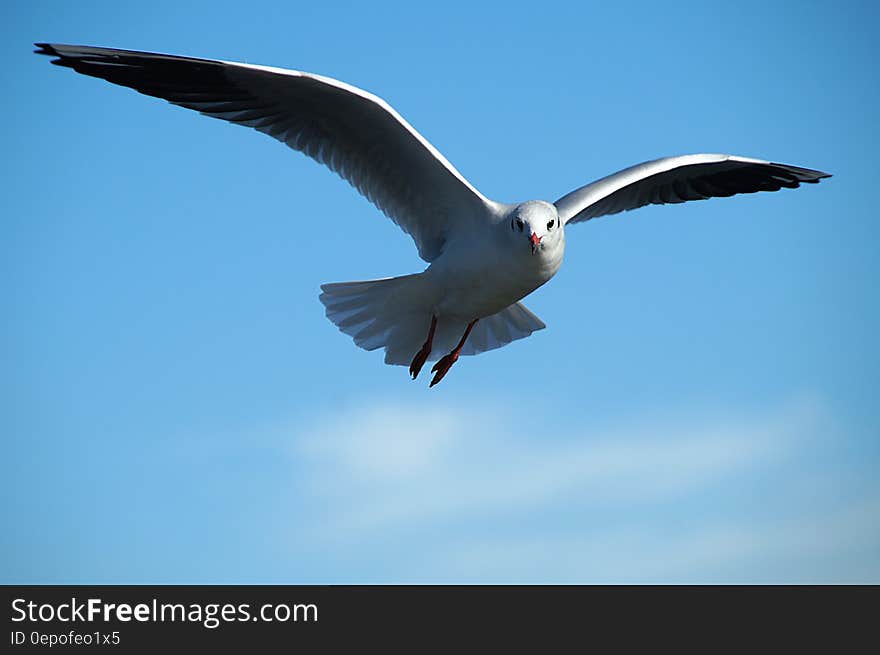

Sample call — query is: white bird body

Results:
[36,43,830,385]
[320,200,563,369]
[428,202,565,319]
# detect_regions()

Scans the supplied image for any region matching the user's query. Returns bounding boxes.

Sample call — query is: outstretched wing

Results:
[36,43,500,261]
[555,154,830,225]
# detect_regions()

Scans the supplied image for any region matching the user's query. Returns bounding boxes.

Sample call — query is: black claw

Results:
[409,349,429,380]
[428,354,456,387]
[429,368,445,388]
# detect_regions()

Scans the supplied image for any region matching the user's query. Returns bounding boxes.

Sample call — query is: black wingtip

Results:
[34,43,80,69]
[34,42,56,55]
[770,162,833,185]
[809,170,833,181]
[34,43,65,65]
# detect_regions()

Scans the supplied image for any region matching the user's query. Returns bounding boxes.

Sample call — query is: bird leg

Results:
[409,315,437,380]
[430,319,478,387]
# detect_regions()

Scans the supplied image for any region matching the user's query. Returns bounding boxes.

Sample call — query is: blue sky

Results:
[3,0,878,582]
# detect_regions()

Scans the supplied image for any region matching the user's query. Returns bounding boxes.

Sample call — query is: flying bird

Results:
[36,43,831,386]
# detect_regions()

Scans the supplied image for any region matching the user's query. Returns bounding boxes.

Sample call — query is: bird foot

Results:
[410,315,437,379]
[409,345,431,380]
[429,352,459,387]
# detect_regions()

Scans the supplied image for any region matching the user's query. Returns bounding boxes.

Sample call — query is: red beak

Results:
[529,232,542,254]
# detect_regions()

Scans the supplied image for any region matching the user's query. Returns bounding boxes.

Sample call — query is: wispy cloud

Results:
[258,394,880,582]
[291,397,823,539]
[435,494,880,583]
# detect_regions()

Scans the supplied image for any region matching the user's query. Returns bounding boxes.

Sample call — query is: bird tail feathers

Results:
[461,302,546,357]
[320,274,434,365]
[320,275,545,366]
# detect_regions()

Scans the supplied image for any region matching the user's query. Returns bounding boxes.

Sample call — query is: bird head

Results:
[508,200,563,256]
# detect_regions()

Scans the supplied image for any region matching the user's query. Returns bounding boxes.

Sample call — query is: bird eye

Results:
[547,219,555,230]
[516,219,524,232]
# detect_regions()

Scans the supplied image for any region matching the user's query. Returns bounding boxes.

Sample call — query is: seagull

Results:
[36,43,831,386]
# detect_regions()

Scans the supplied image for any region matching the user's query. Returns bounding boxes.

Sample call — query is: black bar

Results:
[2,585,876,651]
